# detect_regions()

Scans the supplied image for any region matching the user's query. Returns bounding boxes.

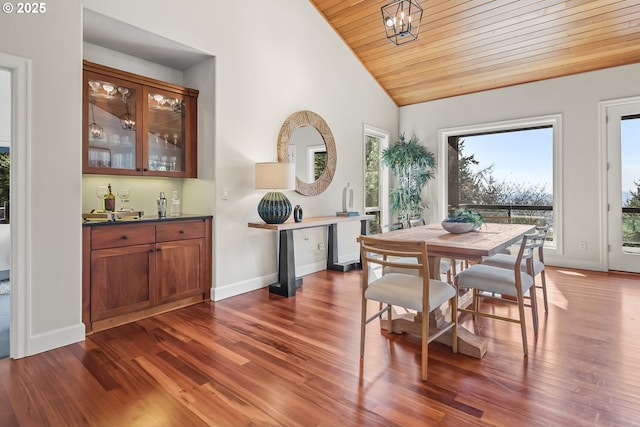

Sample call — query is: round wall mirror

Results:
[277,110,336,196]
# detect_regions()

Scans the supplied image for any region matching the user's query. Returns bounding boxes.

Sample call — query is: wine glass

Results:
[95,186,108,212]
[88,80,101,92]
[117,187,131,211]
[118,87,129,101]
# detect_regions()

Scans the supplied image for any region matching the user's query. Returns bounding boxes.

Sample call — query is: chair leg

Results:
[517,293,529,356]
[360,297,368,358]
[529,282,539,335]
[421,304,429,381]
[451,296,458,354]
[540,270,549,312]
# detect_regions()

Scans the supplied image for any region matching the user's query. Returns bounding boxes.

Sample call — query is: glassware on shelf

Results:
[118,87,129,101]
[117,187,131,211]
[95,186,108,212]
[88,80,101,92]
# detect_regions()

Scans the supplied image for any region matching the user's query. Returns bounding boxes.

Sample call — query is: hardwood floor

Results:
[1,267,639,426]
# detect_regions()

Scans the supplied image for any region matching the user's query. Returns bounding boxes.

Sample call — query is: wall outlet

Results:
[222,188,229,200]
[579,241,587,251]
[318,243,326,251]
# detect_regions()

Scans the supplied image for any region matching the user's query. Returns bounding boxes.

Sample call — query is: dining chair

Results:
[359,236,457,381]
[481,225,550,312]
[409,218,425,228]
[378,222,404,233]
[409,217,461,281]
[455,233,538,355]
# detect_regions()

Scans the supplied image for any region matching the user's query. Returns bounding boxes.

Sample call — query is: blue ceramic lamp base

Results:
[257,191,292,224]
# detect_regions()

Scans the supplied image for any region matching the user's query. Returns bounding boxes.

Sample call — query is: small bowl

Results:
[441,220,475,234]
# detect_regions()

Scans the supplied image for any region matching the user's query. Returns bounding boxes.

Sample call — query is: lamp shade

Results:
[255,162,295,190]
[255,162,295,224]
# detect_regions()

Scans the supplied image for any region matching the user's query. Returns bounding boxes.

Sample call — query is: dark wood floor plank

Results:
[1,267,640,426]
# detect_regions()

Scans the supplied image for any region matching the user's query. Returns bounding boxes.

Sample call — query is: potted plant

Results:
[442,208,485,233]
[381,133,436,226]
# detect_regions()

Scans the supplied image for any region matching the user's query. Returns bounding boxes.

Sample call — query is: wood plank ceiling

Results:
[310,0,640,106]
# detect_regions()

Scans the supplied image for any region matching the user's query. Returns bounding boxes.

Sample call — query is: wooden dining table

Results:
[360,222,535,358]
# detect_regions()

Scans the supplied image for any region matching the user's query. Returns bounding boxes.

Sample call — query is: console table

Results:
[248,215,373,297]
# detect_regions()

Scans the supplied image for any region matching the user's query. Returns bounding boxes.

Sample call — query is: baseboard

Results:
[338,251,360,264]
[296,260,326,277]
[27,322,85,357]
[544,257,605,272]
[211,272,277,301]
[211,260,328,301]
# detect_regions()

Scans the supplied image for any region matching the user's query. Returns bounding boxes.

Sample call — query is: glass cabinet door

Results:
[85,72,141,173]
[144,87,186,174]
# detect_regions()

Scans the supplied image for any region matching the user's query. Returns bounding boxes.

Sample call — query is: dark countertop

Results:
[82,213,213,227]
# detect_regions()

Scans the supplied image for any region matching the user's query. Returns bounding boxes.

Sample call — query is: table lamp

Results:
[255,162,296,224]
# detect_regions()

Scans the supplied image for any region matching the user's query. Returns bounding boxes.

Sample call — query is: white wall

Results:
[400,63,640,270]
[0,0,397,355]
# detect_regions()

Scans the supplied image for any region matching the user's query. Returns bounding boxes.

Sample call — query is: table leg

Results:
[380,311,487,359]
[379,255,487,358]
[327,219,370,272]
[269,229,302,297]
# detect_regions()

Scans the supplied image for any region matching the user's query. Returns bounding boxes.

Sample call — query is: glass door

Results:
[143,87,186,175]
[84,72,141,174]
[606,100,640,273]
[363,125,390,234]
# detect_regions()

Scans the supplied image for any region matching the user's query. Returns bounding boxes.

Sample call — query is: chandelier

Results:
[88,103,104,140]
[381,0,423,46]
[119,103,136,130]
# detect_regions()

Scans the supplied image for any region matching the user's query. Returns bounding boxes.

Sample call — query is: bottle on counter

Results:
[170,190,181,217]
[104,183,116,212]
[157,192,167,218]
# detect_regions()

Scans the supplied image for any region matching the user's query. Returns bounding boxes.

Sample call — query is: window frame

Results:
[363,124,390,234]
[437,115,563,255]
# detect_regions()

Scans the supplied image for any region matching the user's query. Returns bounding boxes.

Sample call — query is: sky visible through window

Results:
[621,118,640,204]
[462,128,553,193]
[463,122,640,205]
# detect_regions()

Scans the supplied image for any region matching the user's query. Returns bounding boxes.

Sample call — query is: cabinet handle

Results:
[150,248,155,253]
[143,168,148,171]
[136,168,141,172]
[179,230,185,234]
[122,235,128,240]
[156,248,162,252]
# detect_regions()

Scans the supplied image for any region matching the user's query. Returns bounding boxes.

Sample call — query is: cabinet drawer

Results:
[156,220,205,242]
[91,224,156,249]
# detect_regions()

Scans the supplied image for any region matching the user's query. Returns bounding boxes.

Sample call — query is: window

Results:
[364,125,390,234]
[621,115,640,250]
[439,115,562,251]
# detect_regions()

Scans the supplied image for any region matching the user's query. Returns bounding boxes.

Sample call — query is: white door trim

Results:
[0,51,31,358]
[599,96,640,272]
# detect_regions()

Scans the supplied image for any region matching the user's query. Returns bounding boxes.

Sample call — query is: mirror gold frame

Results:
[277,110,336,196]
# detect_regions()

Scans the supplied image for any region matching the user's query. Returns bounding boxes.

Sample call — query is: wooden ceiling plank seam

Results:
[368,17,640,80]
[347,0,630,60]
[396,41,640,95]
[357,3,640,71]
[324,0,486,30]
[398,49,640,105]
[380,32,640,91]
[340,0,560,47]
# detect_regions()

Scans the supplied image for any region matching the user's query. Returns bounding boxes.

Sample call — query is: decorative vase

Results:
[293,205,303,222]
[257,191,292,224]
